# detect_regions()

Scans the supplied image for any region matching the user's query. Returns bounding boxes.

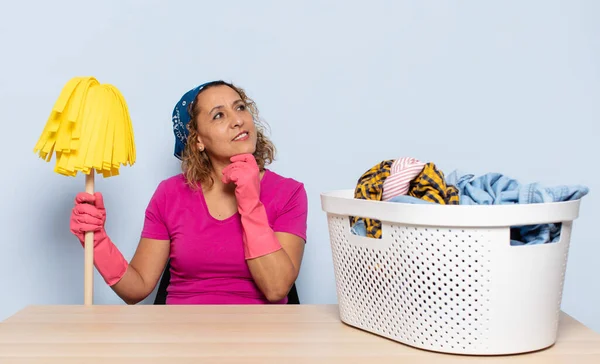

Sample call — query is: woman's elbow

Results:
[263,281,294,302]
[116,289,151,305]
[124,297,143,305]
[264,289,289,303]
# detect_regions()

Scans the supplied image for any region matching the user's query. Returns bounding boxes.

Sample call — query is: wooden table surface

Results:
[0,304,598,363]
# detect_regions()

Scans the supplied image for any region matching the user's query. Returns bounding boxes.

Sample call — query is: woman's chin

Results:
[231,144,256,156]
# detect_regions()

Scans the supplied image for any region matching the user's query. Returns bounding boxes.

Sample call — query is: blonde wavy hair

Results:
[181,81,276,190]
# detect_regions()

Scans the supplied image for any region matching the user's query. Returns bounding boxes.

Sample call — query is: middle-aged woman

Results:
[69,80,308,305]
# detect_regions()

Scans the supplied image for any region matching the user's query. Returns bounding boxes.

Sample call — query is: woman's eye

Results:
[237,104,246,111]
[213,112,223,120]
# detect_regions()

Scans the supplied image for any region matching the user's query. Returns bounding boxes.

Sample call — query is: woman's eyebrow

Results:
[209,99,244,114]
[209,105,223,114]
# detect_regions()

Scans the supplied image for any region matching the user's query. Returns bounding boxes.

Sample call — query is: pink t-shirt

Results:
[141,169,308,305]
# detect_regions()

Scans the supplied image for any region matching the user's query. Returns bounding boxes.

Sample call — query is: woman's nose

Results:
[231,114,244,128]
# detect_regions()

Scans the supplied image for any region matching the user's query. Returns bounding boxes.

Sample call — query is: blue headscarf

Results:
[171,82,213,160]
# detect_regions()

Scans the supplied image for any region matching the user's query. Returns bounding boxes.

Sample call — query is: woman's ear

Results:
[195,134,205,152]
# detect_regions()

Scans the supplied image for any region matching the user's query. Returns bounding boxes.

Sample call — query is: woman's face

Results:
[193,85,258,164]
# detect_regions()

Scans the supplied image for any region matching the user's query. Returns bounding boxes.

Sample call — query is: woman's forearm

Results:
[110,265,155,304]
[246,247,298,302]
[110,237,171,305]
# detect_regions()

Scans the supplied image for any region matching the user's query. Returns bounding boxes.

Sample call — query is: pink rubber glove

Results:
[222,153,282,259]
[70,192,128,286]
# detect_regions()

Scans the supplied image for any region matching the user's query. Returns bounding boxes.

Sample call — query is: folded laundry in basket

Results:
[445,170,589,245]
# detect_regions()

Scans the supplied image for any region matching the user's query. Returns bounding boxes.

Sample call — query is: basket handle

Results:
[345,220,397,251]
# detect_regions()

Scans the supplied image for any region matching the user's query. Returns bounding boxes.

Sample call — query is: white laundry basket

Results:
[320,189,583,355]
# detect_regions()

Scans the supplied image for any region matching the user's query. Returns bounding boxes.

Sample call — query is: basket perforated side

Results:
[328,215,493,353]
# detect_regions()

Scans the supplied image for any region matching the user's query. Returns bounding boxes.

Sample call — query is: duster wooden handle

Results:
[84,171,95,305]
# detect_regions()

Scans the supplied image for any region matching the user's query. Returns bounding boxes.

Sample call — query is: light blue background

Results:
[0,0,598,331]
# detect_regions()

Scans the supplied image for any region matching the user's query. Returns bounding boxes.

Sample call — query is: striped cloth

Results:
[382,157,426,201]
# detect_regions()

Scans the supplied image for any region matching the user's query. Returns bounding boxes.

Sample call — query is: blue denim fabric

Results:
[351,220,367,236]
[445,170,589,205]
[388,195,436,205]
[445,170,589,245]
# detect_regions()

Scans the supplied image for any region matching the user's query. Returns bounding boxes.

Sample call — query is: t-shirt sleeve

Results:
[141,181,170,240]
[272,182,308,241]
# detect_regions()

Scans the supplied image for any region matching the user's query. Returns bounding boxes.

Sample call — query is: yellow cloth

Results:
[350,159,393,239]
[351,160,458,239]
[408,162,459,205]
